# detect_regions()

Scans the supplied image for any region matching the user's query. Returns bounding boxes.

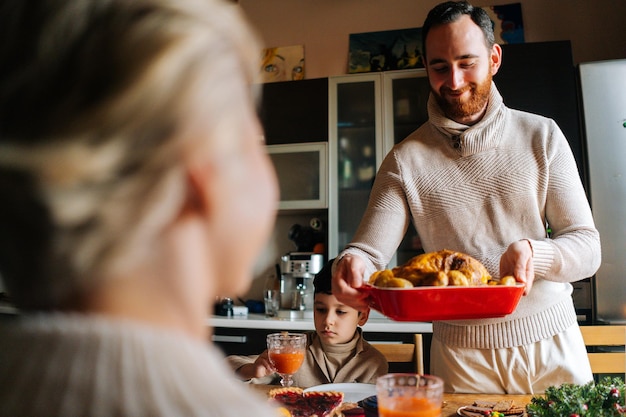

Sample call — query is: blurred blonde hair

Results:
[0,0,262,309]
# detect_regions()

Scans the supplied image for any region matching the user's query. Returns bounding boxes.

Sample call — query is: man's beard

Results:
[433,74,492,123]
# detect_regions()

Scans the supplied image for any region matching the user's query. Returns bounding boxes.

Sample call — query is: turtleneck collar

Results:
[427,81,507,156]
[319,328,360,355]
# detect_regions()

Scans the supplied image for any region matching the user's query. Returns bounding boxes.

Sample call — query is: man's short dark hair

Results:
[421,1,495,61]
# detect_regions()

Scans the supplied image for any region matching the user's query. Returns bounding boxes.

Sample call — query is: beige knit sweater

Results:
[341,83,601,350]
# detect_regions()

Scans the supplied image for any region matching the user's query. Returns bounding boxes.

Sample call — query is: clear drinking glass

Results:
[267,332,307,387]
[376,373,444,417]
[264,289,279,317]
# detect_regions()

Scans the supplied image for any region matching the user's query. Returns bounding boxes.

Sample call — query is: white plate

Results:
[304,383,376,403]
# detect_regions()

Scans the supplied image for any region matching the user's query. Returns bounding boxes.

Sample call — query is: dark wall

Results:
[494,41,587,192]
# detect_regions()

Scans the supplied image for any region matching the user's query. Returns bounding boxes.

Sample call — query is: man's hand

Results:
[499,239,535,295]
[331,254,370,310]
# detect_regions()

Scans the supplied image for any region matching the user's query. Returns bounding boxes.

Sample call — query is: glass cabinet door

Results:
[383,69,430,152]
[329,74,382,257]
[329,69,430,265]
[383,69,430,265]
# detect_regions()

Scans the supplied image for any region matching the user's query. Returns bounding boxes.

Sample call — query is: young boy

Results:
[227,259,388,386]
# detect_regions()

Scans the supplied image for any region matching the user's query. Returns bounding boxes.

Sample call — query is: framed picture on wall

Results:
[260,45,305,83]
[483,2,525,44]
[348,28,423,74]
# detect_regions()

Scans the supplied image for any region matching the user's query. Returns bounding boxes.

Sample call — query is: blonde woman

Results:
[0,0,279,415]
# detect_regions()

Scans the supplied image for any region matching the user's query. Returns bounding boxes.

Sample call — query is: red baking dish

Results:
[358,284,525,321]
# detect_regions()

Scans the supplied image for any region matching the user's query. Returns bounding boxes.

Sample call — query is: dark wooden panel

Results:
[258,78,329,145]
[495,41,587,191]
[213,327,271,356]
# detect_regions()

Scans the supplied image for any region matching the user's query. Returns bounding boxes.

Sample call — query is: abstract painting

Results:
[347,3,523,74]
[348,28,423,74]
[484,2,525,44]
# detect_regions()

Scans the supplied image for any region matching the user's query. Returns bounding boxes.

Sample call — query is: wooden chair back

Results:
[372,334,424,374]
[579,325,626,376]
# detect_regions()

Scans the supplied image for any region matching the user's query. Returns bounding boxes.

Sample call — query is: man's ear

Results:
[490,43,503,76]
[357,308,370,326]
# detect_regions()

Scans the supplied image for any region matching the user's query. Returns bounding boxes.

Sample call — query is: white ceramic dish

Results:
[304,383,376,403]
[457,406,471,416]
[457,405,524,417]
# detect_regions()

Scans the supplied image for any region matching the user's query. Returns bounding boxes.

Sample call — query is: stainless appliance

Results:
[278,252,324,319]
[579,59,626,324]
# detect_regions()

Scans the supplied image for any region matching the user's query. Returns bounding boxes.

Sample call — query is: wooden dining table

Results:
[247,383,534,417]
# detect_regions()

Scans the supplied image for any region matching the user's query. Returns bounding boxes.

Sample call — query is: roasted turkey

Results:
[369,249,504,288]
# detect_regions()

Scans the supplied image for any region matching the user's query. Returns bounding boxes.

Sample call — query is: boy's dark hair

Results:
[313,258,336,295]
[421,1,495,61]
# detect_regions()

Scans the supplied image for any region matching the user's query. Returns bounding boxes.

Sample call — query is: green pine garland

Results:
[527,377,625,416]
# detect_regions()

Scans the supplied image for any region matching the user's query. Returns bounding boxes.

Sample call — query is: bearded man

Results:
[331,1,600,394]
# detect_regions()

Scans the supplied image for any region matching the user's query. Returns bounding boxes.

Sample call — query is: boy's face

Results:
[313,292,369,345]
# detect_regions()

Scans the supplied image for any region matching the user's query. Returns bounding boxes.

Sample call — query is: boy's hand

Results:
[237,350,275,379]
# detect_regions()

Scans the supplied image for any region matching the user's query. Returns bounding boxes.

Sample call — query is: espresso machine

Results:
[275,220,325,318]
[278,252,324,319]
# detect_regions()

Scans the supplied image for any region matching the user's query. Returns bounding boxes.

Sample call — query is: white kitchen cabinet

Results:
[328,69,430,266]
[267,142,328,210]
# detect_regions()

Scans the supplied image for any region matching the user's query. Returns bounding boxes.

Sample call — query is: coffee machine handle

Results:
[292,283,306,311]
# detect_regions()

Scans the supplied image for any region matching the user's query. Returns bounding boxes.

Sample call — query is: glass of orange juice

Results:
[376,373,444,417]
[267,332,307,387]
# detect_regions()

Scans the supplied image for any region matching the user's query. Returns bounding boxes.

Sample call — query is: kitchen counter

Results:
[2,301,432,334]
[208,313,433,333]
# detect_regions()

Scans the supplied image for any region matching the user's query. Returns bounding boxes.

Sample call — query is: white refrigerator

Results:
[579,59,626,324]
